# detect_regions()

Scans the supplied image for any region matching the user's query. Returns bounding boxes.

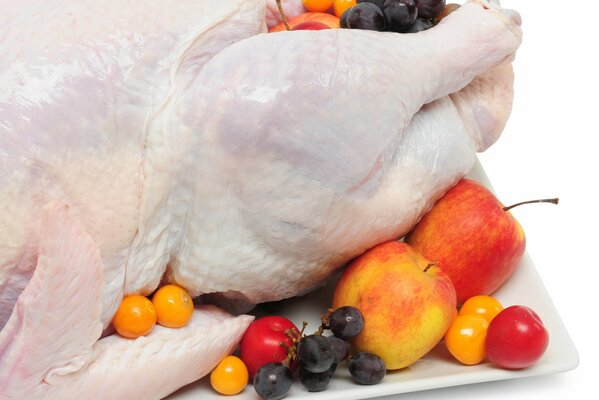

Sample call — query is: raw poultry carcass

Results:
[0,0,522,398]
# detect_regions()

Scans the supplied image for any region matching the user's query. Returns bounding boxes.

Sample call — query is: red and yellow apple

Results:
[269,12,340,32]
[332,241,456,370]
[405,179,527,304]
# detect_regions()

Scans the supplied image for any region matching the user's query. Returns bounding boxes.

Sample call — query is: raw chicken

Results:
[0,0,267,327]
[0,203,252,399]
[0,0,522,398]
[265,0,306,28]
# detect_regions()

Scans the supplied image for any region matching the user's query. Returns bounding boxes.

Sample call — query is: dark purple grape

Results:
[329,306,364,340]
[298,335,335,373]
[253,363,293,400]
[383,0,418,32]
[326,335,351,363]
[405,18,434,33]
[415,0,445,19]
[357,0,386,8]
[329,362,338,374]
[340,8,350,28]
[346,2,386,31]
[348,353,386,385]
[298,364,335,392]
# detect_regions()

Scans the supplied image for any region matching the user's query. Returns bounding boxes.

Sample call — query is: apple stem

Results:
[276,0,291,31]
[503,198,559,212]
[423,263,437,273]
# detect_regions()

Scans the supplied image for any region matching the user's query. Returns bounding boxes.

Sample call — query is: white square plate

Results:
[168,159,579,400]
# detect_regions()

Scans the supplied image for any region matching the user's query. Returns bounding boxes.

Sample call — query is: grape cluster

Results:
[340,0,448,33]
[253,306,386,399]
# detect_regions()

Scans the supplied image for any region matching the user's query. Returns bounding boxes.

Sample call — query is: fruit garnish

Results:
[486,305,549,369]
[246,307,385,395]
[444,314,489,365]
[151,284,194,328]
[459,295,503,324]
[383,0,418,32]
[269,12,341,32]
[405,179,558,304]
[210,355,249,395]
[332,241,456,370]
[348,352,386,385]
[298,335,336,373]
[293,21,331,30]
[299,364,336,392]
[340,8,351,28]
[345,2,386,30]
[253,362,293,400]
[303,0,335,13]
[334,0,357,18]
[343,0,436,32]
[328,306,364,340]
[239,316,301,378]
[326,335,351,362]
[112,294,157,339]
[405,18,434,32]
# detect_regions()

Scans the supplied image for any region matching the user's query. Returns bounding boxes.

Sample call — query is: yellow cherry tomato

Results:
[210,355,249,395]
[459,295,503,324]
[334,0,356,18]
[444,315,489,365]
[152,284,194,328]
[303,0,335,13]
[112,295,157,339]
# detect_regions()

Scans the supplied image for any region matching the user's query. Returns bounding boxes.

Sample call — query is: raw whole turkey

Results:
[0,0,522,398]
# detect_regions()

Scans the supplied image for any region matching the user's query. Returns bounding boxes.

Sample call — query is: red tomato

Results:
[485,305,549,369]
[239,316,300,378]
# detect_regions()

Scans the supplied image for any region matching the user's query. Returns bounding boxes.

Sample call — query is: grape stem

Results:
[299,321,308,337]
[275,0,291,31]
[315,308,334,336]
[503,198,559,212]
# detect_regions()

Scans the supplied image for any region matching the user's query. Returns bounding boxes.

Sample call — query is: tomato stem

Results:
[503,198,559,212]
[284,327,302,343]
[280,342,297,367]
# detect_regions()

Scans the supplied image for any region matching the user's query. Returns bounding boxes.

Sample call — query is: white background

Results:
[386,1,599,399]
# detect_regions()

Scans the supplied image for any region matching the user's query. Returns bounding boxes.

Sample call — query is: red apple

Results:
[485,305,549,369]
[293,21,330,30]
[239,315,300,378]
[332,241,456,370]
[269,12,340,32]
[405,179,557,303]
